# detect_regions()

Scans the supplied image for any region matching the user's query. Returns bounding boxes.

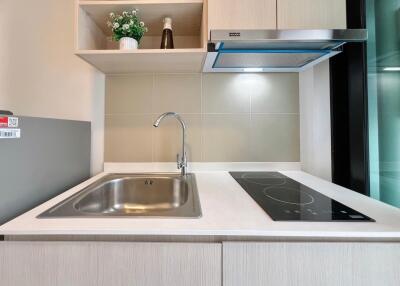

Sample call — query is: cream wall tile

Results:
[153,74,201,114]
[250,114,300,162]
[105,114,153,162]
[203,114,251,162]
[251,73,299,113]
[106,75,153,114]
[105,73,301,163]
[153,114,202,162]
[203,74,251,113]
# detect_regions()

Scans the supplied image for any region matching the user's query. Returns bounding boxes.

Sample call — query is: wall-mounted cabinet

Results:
[207,0,347,40]
[76,0,348,73]
[208,0,276,31]
[75,0,208,73]
[277,0,347,29]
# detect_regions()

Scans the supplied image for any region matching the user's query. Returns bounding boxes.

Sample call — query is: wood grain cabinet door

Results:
[0,242,222,286]
[208,0,277,33]
[223,242,400,286]
[277,0,347,29]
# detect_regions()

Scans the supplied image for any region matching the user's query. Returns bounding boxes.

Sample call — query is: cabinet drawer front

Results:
[223,242,400,286]
[0,242,222,286]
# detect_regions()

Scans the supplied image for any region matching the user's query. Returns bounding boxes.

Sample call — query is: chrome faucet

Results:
[153,112,188,176]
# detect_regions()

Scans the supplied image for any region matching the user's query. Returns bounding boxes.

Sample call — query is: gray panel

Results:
[0,116,90,225]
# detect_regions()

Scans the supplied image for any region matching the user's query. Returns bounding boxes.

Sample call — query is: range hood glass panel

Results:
[219,41,345,50]
[213,51,328,69]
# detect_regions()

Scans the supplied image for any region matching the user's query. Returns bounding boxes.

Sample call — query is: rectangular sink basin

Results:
[38,173,202,218]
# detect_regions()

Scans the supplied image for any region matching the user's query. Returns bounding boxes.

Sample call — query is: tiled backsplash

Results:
[105,73,300,162]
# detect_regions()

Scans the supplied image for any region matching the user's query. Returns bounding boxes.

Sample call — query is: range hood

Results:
[203,29,368,73]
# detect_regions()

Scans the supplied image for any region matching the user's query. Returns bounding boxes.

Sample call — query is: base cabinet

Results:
[223,242,400,286]
[2,240,399,286]
[0,242,222,286]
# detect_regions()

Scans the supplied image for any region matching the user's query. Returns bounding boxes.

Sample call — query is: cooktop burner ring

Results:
[262,186,315,206]
[241,173,287,186]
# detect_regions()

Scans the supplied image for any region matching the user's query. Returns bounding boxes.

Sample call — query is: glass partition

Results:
[367,0,400,207]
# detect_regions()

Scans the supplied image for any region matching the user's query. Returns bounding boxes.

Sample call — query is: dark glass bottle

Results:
[160,17,174,49]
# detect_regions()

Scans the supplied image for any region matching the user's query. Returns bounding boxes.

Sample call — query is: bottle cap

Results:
[163,17,172,30]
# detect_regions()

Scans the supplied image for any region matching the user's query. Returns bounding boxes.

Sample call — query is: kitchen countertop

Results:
[1,166,400,241]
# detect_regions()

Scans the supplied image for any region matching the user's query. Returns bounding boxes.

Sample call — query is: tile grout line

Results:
[104,113,300,116]
[249,85,253,122]
[151,73,156,163]
[249,83,253,161]
[200,73,205,162]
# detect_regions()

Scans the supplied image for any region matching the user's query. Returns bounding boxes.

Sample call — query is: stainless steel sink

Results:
[38,173,202,218]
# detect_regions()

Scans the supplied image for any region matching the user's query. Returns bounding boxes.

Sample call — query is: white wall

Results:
[299,61,332,181]
[0,0,105,174]
[0,0,333,177]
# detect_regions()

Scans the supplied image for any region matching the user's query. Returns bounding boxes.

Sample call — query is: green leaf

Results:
[107,10,148,42]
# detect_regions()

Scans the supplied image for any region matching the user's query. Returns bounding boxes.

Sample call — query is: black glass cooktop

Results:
[230,172,374,222]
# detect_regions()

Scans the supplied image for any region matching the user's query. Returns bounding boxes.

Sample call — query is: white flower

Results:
[118,16,123,20]
[113,22,120,29]
[122,24,130,30]
[132,9,137,15]
[122,11,128,17]
[139,21,144,27]
[109,12,115,18]
[129,20,134,25]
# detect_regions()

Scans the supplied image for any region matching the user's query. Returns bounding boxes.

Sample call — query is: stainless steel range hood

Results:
[203,29,368,73]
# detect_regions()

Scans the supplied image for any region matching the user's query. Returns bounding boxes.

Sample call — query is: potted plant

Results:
[107,9,148,50]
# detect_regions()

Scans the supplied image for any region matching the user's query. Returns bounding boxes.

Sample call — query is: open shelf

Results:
[79,0,203,39]
[76,49,206,73]
[75,0,207,73]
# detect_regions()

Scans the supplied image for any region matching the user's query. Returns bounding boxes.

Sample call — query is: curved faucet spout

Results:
[153,112,187,176]
[153,112,186,130]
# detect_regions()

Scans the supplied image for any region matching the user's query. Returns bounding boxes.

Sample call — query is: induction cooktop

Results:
[230,172,374,222]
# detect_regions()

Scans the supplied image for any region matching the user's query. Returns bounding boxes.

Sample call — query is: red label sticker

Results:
[0,117,8,127]
[0,116,18,127]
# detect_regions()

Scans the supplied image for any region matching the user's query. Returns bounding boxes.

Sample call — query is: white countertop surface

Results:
[1,166,400,240]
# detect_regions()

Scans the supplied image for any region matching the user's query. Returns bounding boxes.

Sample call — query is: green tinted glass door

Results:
[367,0,400,207]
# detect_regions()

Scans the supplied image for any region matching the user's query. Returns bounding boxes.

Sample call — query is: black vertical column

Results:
[330,0,369,195]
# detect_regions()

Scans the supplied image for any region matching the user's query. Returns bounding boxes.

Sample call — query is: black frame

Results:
[330,0,369,195]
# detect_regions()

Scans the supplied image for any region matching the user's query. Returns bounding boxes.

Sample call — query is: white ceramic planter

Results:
[119,37,138,50]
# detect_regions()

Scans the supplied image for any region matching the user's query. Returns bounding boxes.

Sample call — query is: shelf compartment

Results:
[77,0,205,50]
[75,0,207,73]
